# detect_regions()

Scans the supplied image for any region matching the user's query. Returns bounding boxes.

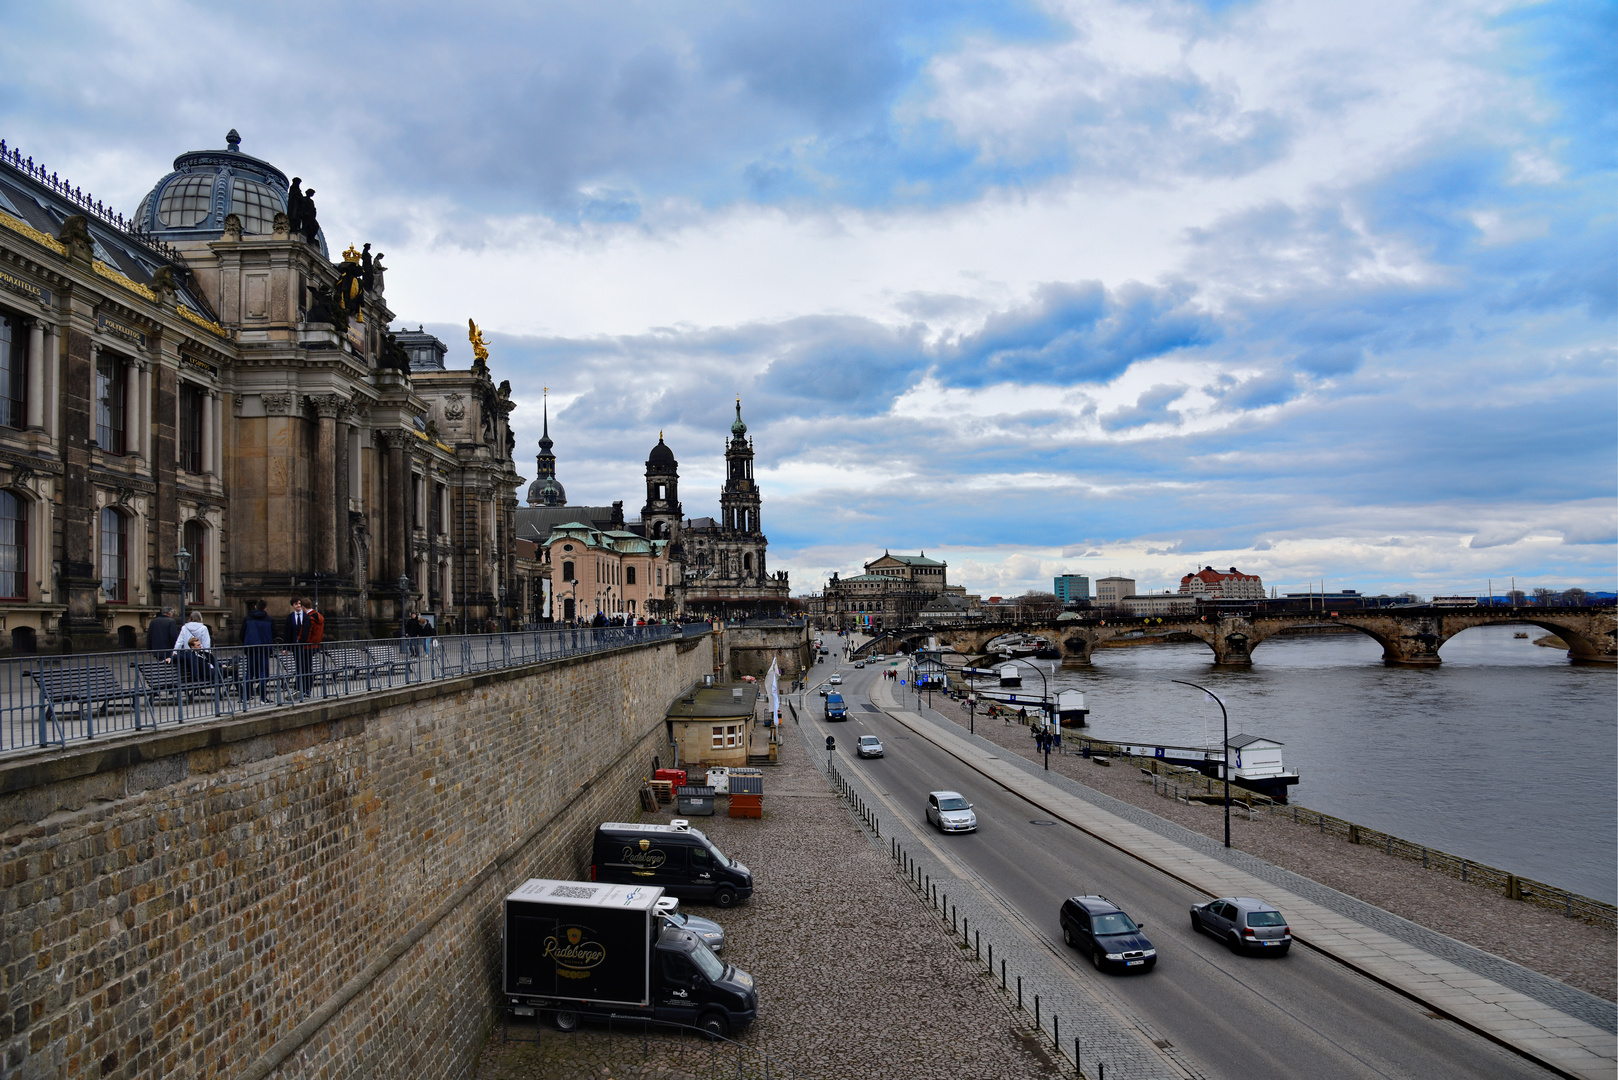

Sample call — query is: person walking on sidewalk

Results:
[242,599,275,700]
[285,599,315,697]
[146,607,179,658]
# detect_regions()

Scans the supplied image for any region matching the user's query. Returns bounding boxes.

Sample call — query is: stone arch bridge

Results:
[853,606,1617,667]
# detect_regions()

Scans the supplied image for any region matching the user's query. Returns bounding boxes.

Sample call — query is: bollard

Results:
[1017,975,1022,1010]
[1035,994,1040,1033]
[1100,1063,1104,1080]
[1002,958,1006,989]
[1053,1014,1059,1050]
[975,929,980,959]
[1075,1037,1081,1076]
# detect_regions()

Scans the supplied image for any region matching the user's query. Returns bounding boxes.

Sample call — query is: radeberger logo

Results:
[545,924,607,979]
[619,842,667,870]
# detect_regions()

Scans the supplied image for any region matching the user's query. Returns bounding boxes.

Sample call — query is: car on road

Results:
[856,734,884,758]
[925,791,977,833]
[828,673,843,685]
[1059,895,1156,972]
[655,897,727,953]
[1190,897,1291,955]
[854,660,865,668]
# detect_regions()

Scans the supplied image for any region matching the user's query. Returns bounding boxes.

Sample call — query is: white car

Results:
[857,734,884,758]
[926,790,977,833]
[828,673,843,685]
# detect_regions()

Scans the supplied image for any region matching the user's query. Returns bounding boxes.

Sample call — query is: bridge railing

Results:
[0,624,684,758]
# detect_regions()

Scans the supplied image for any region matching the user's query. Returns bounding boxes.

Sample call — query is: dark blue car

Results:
[1060,895,1156,972]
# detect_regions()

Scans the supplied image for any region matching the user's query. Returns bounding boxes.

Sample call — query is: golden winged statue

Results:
[468,318,490,364]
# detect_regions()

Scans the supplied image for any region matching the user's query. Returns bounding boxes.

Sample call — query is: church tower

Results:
[641,433,682,540]
[526,389,567,507]
[719,398,767,582]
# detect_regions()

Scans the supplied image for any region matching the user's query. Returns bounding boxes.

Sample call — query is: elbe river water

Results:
[995,624,1617,903]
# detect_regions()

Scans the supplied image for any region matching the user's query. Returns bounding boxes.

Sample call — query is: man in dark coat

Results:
[242,599,275,700]
[146,607,179,657]
[285,599,314,696]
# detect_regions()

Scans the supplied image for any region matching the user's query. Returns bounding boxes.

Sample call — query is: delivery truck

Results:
[503,878,758,1037]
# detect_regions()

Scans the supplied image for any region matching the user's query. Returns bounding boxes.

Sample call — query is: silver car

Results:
[655,897,726,953]
[857,734,884,758]
[1190,896,1291,955]
[925,790,977,833]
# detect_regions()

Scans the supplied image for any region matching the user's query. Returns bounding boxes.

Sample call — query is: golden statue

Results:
[468,318,490,364]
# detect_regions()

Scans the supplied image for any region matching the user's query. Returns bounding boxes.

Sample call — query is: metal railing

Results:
[0,624,684,757]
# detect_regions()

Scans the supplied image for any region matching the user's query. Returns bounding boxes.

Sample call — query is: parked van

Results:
[591,822,755,908]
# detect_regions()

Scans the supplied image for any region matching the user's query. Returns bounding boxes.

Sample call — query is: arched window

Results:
[99,508,127,602]
[0,491,25,599]
[626,566,636,586]
[743,552,753,572]
[657,484,666,500]
[561,560,574,582]
[183,519,207,604]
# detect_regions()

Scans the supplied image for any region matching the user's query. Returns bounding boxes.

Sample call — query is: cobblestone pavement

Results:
[913,691,1618,1035]
[473,720,1081,1080]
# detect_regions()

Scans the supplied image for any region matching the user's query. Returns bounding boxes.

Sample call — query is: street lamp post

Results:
[175,547,192,614]
[999,657,1052,769]
[568,579,579,625]
[1173,679,1231,848]
[498,585,507,633]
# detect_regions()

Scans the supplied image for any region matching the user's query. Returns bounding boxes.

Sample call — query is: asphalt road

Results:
[800,646,1551,1080]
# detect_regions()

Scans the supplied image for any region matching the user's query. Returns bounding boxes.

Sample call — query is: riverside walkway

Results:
[864,674,1615,1080]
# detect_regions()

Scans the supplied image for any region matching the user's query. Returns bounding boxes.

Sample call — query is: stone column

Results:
[25,320,44,430]
[137,363,150,460]
[124,359,143,457]
[211,391,223,475]
[44,324,59,438]
[199,385,214,473]
[311,395,344,576]
[380,428,410,586]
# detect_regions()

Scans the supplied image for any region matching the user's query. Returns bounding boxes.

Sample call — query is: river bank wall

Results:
[0,630,717,1080]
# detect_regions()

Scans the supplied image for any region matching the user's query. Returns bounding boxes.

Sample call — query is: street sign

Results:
[825,735,836,752]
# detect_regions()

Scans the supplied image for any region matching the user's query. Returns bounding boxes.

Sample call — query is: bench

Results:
[134,658,234,711]
[318,646,383,689]
[28,664,144,740]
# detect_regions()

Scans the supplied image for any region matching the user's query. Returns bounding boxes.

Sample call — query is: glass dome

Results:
[135,130,327,255]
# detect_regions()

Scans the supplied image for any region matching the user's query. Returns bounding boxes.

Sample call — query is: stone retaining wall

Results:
[0,632,713,1080]
[725,624,812,681]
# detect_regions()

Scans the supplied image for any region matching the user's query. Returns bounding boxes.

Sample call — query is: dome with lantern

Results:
[133,129,328,255]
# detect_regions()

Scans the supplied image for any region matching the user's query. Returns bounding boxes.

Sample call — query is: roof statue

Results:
[468,318,490,367]
[334,244,365,321]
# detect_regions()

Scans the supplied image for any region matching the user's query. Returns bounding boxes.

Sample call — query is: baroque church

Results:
[0,130,522,650]
[517,398,790,620]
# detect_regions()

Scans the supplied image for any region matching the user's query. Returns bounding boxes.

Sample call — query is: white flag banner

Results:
[767,658,780,727]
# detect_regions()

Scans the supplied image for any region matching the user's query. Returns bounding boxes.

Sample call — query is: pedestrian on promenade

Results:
[404,611,424,656]
[146,607,179,658]
[242,599,274,700]
[285,599,314,697]
[171,612,215,686]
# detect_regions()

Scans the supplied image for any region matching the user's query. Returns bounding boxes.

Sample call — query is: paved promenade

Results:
[868,676,1617,1080]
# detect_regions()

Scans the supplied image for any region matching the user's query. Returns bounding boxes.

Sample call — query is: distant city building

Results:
[1054,574,1090,605]
[823,550,973,630]
[1178,566,1264,600]
[1094,577,1136,609]
[1120,593,1197,616]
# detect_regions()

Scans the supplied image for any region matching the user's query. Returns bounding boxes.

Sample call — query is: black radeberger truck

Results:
[503,878,758,1037]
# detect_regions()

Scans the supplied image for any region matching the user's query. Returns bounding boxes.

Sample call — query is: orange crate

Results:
[729,793,762,819]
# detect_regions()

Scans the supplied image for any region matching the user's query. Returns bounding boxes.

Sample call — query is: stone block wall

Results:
[0,633,711,1080]
[725,624,813,681]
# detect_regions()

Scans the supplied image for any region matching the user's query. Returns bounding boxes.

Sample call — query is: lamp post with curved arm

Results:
[1173,679,1230,848]
[1000,657,1053,769]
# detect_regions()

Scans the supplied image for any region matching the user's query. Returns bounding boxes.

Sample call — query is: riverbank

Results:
[931,693,1616,1001]
[473,729,1064,1080]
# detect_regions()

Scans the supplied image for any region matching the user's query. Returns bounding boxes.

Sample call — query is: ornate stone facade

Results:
[0,132,523,649]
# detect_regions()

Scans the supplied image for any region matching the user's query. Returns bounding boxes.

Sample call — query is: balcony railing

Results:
[0,625,684,757]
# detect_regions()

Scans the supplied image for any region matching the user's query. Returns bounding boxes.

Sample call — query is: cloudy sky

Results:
[3,0,1612,598]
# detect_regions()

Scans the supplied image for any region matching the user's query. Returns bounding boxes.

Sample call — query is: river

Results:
[1014,624,1617,903]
